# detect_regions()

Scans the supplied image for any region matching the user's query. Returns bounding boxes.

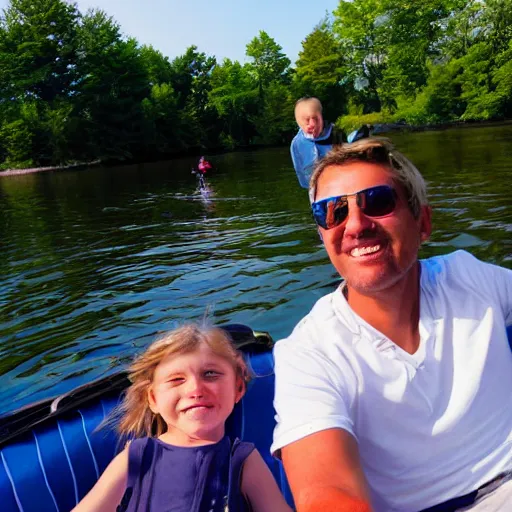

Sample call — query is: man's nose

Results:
[343,198,375,238]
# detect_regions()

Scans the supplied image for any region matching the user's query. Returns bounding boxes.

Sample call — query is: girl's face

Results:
[148,343,244,446]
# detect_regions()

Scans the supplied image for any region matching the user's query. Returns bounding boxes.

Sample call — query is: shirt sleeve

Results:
[479,258,512,325]
[450,251,512,326]
[271,331,356,458]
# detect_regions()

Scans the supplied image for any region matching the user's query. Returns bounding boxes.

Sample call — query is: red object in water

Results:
[198,160,212,172]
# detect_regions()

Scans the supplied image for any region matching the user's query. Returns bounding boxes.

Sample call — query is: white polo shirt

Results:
[271,250,512,511]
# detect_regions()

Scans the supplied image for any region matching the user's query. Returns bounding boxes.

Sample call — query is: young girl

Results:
[73,324,291,512]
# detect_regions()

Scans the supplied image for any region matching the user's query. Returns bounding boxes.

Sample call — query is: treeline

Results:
[0,0,511,170]
[332,0,512,132]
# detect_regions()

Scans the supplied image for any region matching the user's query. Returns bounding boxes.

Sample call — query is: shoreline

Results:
[389,118,512,133]
[0,160,102,177]
[1,118,510,177]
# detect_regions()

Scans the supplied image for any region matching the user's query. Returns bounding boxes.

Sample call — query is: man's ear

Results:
[420,205,432,242]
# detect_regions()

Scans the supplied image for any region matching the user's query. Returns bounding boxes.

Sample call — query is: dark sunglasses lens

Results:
[312,203,327,229]
[313,197,348,229]
[364,186,396,217]
[329,198,349,228]
[319,197,348,229]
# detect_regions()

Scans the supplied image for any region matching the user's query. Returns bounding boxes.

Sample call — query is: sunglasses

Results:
[312,185,397,230]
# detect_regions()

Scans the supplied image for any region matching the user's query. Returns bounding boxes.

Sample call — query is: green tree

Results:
[73,9,150,160]
[209,59,259,147]
[457,0,512,120]
[168,46,217,147]
[142,83,181,154]
[295,18,347,121]
[246,31,291,91]
[0,0,80,165]
[333,0,387,112]
[251,82,295,144]
[140,45,173,85]
[0,0,79,103]
[379,0,463,104]
[440,0,485,59]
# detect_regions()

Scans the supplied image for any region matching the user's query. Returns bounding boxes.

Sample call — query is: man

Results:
[271,138,512,511]
[290,97,345,189]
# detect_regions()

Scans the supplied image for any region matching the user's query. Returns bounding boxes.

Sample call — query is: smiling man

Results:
[272,138,512,512]
[290,97,345,189]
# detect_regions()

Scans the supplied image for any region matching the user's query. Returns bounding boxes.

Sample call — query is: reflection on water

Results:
[0,124,511,414]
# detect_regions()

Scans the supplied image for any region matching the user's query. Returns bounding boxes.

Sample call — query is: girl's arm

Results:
[241,450,293,512]
[71,448,129,512]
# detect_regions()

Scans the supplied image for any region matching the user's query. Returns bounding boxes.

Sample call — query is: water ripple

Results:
[0,126,511,414]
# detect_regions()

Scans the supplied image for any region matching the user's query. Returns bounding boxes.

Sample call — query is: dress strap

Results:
[227,438,255,511]
[116,438,150,512]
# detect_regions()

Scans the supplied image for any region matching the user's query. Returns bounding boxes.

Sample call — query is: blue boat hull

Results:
[0,325,293,511]
[2,325,511,511]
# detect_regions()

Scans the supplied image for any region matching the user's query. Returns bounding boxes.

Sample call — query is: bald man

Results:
[290,97,345,189]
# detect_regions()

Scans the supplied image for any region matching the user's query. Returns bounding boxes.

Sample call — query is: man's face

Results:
[295,102,324,138]
[315,161,431,296]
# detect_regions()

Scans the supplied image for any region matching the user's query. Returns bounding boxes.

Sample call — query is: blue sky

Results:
[0,0,340,65]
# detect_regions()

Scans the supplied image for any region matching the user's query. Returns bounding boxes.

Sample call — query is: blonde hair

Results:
[115,323,250,438]
[309,137,428,218]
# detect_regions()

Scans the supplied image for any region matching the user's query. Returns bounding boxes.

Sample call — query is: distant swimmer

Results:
[191,157,212,193]
[197,156,212,173]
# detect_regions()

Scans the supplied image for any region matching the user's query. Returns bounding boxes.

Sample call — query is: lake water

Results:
[1,124,511,415]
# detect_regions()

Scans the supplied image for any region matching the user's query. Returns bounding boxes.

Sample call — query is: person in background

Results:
[73,323,291,512]
[272,138,512,512]
[290,97,345,190]
[198,156,212,174]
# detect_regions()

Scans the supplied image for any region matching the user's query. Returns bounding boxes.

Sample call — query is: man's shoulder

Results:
[275,289,354,355]
[421,250,509,304]
[424,249,480,265]
[422,250,487,284]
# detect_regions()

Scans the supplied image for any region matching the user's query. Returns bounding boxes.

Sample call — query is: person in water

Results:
[198,156,212,174]
[272,138,512,511]
[73,323,291,512]
[192,157,212,192]
[290,97,345,190]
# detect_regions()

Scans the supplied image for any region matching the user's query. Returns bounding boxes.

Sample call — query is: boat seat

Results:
[0,350,293,511]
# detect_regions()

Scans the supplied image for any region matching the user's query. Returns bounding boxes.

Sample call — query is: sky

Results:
[0,0,340,65]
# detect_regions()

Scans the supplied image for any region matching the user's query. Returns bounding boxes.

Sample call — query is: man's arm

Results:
[282,428,372,512]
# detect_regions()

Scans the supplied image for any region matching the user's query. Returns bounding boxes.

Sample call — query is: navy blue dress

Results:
[117,436,255,512]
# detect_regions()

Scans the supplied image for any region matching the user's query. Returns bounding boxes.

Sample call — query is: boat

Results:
[2,324,511,511]
[0,324,293,511]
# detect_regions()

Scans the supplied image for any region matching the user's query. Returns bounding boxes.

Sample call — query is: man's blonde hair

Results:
[309,137,428,218]
[113,324,250,438]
